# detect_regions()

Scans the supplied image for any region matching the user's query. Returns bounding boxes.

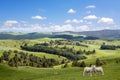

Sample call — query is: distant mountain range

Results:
[79,29,120,39]
[53,29,120,39]
[0,29,120,40]
[0,32,52,39]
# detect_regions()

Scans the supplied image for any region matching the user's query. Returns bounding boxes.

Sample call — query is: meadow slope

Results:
[0,39,120,80]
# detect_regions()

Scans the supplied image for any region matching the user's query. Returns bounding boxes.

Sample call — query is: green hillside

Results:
[0,38,120,80]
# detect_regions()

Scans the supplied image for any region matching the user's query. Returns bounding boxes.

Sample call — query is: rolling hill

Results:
[0,34,120,80]
[0,32,52,39]
[0,29,120,40]
[53,29,120,39]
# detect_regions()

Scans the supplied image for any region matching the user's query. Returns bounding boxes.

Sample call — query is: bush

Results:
[95,58,104,66]
[72,61,86,67]
[80,61,86,67]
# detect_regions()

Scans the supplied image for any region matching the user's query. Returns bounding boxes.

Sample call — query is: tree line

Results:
[100,43,120,50]
[72,58,107,67]
[0,50,60,68]
[21,44,88,60]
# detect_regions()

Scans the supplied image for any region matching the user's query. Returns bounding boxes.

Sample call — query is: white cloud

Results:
[84,15,98,20]
[67,9,76,14]
[97,17,114,24]
[4,20,18,26]
[72,19,83,23]
[49,24,90,32]
[1,16,117,32]
[8,24,47,32]
[86,5,96,9]
[65,19,71,23]
[76,25,89,31]
[32,15,47,20]
[50,24,74,32]
[65,19,83,24]
[1,20,91,32]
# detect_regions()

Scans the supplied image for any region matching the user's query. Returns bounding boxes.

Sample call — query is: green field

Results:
[0,39,120,80]
[0,63,120,80]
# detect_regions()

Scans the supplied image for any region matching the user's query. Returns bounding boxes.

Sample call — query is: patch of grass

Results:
[0,62,120,80]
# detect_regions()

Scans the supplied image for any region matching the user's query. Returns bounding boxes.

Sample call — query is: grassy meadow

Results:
[0,38,120,80]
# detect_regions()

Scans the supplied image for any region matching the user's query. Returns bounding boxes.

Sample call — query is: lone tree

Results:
[80,61,86,67]
[96,58,101,66]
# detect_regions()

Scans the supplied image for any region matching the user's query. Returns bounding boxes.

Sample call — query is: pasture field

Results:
[0,39,120,80]
[0,63,120,80]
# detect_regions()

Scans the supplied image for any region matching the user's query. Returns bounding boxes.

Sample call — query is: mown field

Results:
[0,38,120,80]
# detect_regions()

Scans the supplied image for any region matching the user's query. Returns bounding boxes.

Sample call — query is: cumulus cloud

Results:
[72,19,83,23]
[84,15,98,20]
[3,23,47,32]
[50,24,74,32]
[65,19,83,24]
[67,9,76,14]
[4,20,18,26]
[49,24,90,32]
[86,5,96,9]
[97,17,114,24]
[65,20,71,23]
[1,20,91,32]
[32,15,47,20]
[76,25,89,31]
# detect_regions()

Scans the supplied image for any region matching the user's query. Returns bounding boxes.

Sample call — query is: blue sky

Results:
[0,0,120,32]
